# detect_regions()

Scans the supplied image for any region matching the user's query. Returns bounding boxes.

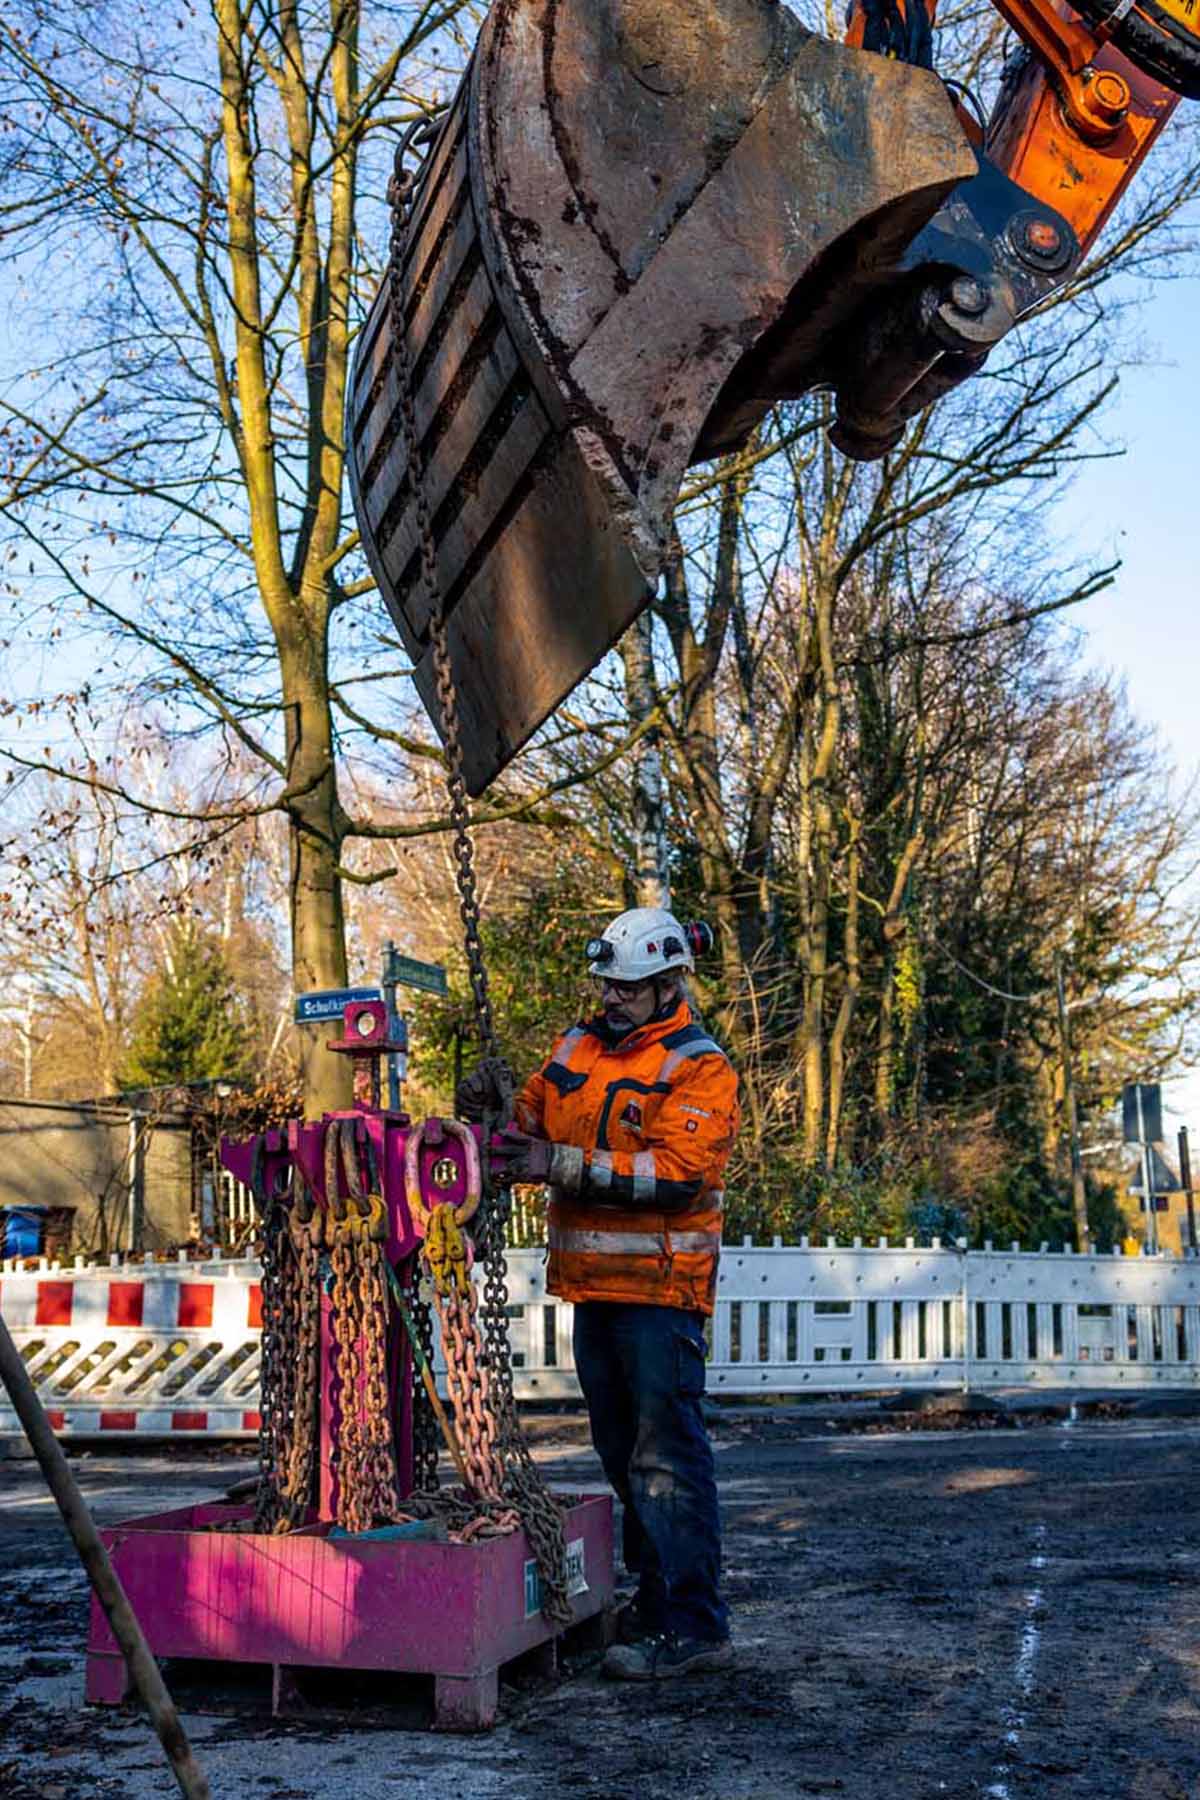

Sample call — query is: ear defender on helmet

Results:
[685,921,714,959]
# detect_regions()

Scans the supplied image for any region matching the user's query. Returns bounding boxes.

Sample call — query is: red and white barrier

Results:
[4,1241,1200,1439]
[0,1265,262,1438]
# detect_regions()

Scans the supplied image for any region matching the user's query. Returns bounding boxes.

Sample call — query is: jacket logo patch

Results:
[620,1100,644,1130]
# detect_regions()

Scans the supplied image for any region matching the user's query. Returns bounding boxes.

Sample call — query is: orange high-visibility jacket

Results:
[513,997,739,1314]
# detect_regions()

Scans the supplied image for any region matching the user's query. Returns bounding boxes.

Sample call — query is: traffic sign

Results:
[294,986,382,1025]
[1122,1082,1163,1145]
[382,949,448,996]
[1128,1144,1179,1199]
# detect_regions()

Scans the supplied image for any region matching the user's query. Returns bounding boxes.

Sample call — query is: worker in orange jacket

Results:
[460,907,739,1679]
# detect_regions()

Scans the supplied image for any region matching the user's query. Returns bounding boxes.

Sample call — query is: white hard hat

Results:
[585,908,711,983]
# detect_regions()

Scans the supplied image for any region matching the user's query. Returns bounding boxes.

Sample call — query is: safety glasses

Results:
[594,976,654,1002]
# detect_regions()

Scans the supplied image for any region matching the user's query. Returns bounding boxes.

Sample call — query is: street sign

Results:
[381,949,448,997]
[1128,1144,1178,1200]
[1122,1082,1163,1145]
[294,986,381,1025]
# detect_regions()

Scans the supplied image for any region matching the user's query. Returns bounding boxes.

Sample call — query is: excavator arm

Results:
[835,0,1184,450]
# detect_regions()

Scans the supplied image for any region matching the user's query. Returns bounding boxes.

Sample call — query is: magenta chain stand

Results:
[83,1001,613,1730]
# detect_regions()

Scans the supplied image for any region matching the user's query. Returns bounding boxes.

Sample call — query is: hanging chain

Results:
[409,1277,440,1491]
[387,137,570,1626]
[475,1182,572,1624]
[323,1119,402,1533]
[279,1207,320,1529]
[254,1196,290,1533]
[386,147,497,1063]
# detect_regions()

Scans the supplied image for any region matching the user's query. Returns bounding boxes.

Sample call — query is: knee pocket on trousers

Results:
[675,1331,707,1398]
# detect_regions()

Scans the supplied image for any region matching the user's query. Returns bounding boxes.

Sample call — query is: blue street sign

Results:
[382,949,448,996]
[294,986,381,1024]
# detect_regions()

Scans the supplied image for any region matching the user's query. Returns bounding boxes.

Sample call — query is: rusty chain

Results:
[409,1278,440,1491]
[254,1195,291,1533]
[385,150,497,1065]
[279,1207,320,1529]
[387,137,570,1624]
[254,1172,321,1534]
[322,1118,402,1533]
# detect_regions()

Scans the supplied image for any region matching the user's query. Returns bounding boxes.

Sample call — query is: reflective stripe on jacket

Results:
[514,998,739,1314]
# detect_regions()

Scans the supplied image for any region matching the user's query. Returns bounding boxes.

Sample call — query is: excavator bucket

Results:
[349,0,979,794]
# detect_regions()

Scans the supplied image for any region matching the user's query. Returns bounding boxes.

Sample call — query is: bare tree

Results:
[0,0,476,1106]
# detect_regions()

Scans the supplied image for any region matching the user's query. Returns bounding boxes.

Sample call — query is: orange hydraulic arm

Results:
[985,3,1178,256]
[835,0,1190,454]
[848,0,1180,253]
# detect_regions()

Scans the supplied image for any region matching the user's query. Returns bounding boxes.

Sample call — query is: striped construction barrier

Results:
[0,1265,263,1437]
[5,1241,1200,1439]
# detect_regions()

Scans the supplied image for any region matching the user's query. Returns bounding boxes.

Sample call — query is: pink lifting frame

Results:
[83,1009,614,1729]
[84,1494,613,1729]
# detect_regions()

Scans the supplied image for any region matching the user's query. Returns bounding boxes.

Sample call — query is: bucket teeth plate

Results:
[348,0,974,794]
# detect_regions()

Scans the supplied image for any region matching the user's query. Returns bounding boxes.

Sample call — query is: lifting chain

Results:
[254,1155,321,1534]
[254,1193,291,1533]
[279,1201,321,1531]
[422,1209,505,1498]
[409,1281,440,1492]
[385,137,498,1066]
[387,135,571,1627]
[326,1119,401,1532]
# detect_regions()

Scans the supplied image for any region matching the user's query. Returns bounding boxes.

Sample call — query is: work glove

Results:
[488,1127,553,1183]
[454,1058,515,1123]
[488,1127,584,1191]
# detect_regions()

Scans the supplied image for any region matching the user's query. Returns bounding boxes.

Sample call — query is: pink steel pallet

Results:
[86,1493,613,1730]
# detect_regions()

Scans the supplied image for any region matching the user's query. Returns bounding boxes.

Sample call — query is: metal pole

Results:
[1180,1126,1196,1259]
[0,1313,211,1800]
[127,1109,146,1252]
[1055,955,1089,1250]
[1136,1084,1158,1255]
[382,940,401,1112]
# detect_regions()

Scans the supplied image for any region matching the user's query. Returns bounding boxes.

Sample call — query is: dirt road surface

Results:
[1,1410,1198,1800]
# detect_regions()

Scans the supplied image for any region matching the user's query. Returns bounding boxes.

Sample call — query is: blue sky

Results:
[1050,260,1200,1143]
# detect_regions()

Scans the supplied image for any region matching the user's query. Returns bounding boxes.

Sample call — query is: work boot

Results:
[613,1597,660,1645]
[602,1636,734,1681]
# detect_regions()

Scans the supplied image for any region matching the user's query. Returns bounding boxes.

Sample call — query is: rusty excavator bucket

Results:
[349,0,984,794]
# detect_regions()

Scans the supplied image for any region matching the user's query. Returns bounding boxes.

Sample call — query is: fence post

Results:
[959,1239,971,1394]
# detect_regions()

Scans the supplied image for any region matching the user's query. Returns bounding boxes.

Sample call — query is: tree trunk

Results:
[873,830,924,1131]
[620,611,669,908]
[799,571,841,1165]
[281,645,350,1113]
[826,823,861,1166]
[659,533,742,1022]
[875,957,897,1125]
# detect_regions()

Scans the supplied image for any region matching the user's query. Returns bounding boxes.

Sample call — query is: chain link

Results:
[387,137,570,1626]
[254,1187,321,1533]
[409,1277,440,1490]
[386,153,498,1064]
[254,1198,290,1533]
[279,1208,320,1529]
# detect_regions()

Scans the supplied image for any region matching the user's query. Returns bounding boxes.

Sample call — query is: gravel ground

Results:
[1,1407,1199,1800]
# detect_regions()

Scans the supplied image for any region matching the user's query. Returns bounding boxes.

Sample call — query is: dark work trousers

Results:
[572,1300,728,1644]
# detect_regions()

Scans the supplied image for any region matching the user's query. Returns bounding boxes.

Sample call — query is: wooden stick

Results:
[0,1312,212,1800]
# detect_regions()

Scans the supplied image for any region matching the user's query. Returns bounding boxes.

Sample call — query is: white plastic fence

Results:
[3,1242,1199,1436]
[504,1241,1200,1397]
